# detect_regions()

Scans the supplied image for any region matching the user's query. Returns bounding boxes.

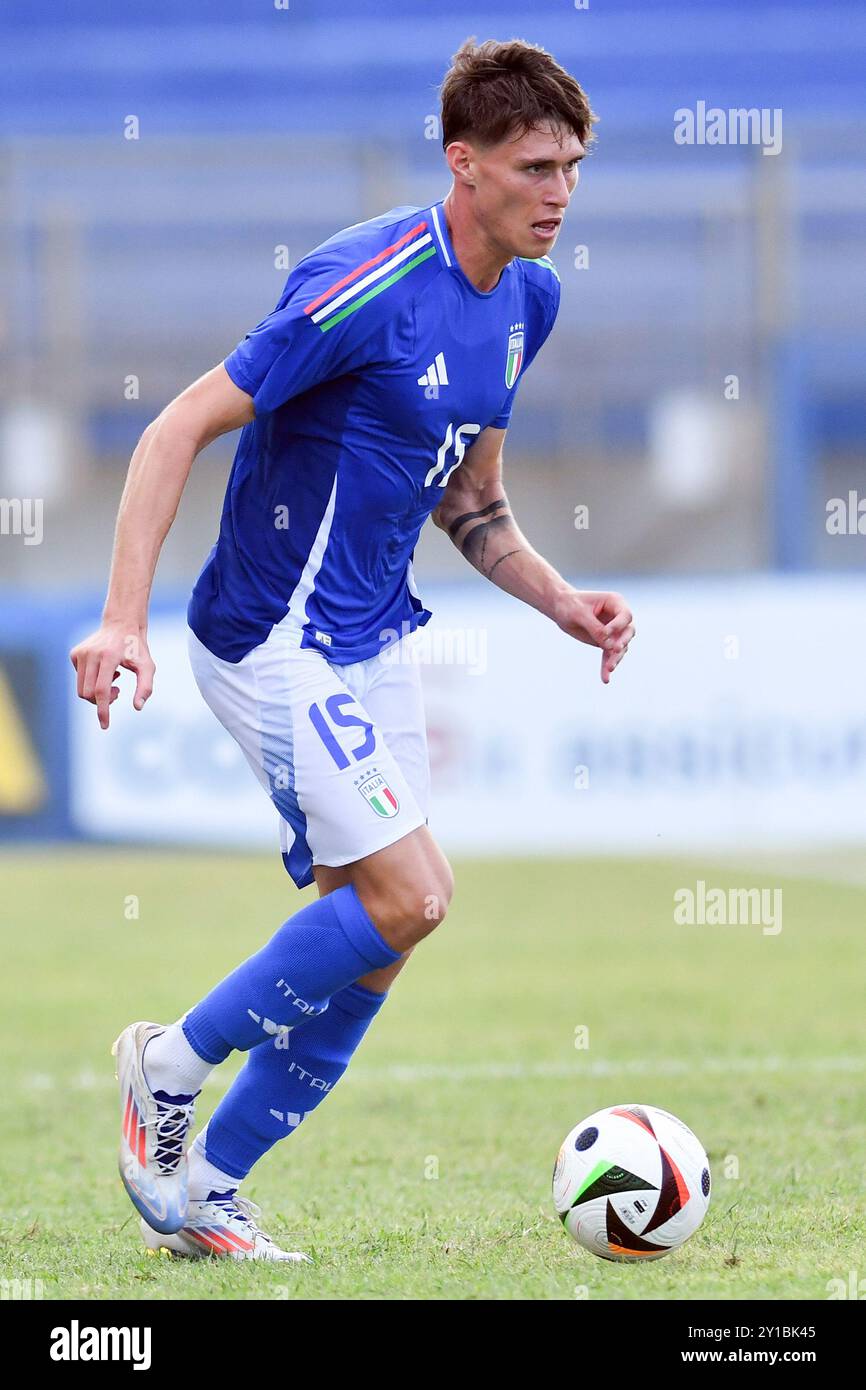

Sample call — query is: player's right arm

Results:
[72,221,407,728]
[70,364,254,730]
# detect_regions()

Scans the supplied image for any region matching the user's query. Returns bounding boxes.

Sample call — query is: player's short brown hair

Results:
[439,37,597,153]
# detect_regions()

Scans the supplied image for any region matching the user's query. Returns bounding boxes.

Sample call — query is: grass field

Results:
[1,848,863,1301]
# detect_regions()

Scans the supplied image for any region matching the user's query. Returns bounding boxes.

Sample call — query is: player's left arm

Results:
[431,425,634,683]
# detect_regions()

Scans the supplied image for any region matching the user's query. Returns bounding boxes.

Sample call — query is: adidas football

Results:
[552,1103,711,1261]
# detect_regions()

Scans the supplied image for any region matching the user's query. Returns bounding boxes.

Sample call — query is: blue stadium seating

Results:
[2,0,864,487]
[2,1,865,136]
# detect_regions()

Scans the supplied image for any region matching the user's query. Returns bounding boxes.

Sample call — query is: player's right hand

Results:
[69,621,155,731]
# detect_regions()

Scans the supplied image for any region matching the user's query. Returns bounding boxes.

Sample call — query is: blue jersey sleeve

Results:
[223,246,395,414]
[491,269,561,429]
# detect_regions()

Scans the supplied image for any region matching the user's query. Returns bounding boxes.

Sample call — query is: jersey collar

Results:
[430,199,510,300]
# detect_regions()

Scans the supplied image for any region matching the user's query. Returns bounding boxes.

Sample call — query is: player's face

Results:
[475,123,584,259]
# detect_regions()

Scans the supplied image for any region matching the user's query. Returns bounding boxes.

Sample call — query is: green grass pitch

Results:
[1,848,863,1300]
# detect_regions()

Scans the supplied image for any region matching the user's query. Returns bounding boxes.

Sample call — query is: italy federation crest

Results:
[505,323,525,388]
[357,771,400,818]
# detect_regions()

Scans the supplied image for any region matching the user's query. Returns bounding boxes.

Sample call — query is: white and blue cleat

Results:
[111,1020,196,1235]
[140,1191,312,1263]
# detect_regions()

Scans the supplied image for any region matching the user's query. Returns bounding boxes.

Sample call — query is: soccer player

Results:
[70,38,635,1262]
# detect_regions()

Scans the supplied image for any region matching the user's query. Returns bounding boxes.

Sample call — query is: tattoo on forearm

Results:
[447,499,508,540]
[447,497,525,578]
[460,514,514,571]
[486,548,523,581]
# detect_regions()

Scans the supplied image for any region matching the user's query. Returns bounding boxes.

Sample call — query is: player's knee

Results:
[417,855,453,935]
[391,868,452,948]
[362,849,453,951]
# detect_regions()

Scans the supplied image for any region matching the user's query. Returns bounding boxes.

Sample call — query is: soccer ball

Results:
[552,1103,711,1261]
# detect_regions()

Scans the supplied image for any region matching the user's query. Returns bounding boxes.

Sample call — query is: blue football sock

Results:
[196,981,388,1181]
[181,885,398,1063]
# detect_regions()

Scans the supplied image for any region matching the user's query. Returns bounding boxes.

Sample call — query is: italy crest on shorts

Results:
[505,323,525,388]
[356,770,400,818]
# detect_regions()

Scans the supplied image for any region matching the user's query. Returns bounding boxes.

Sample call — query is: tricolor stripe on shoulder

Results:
[304,219,438,332]
[519,253,560,282]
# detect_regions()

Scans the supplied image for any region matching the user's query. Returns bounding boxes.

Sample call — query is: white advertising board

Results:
[70,576,866,855]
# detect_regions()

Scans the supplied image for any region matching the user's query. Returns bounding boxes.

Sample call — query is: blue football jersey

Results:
[188,198,561,664]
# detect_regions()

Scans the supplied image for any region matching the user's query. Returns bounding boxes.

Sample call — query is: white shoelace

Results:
[207,1192,270,1244]
[145,1098,196,1175]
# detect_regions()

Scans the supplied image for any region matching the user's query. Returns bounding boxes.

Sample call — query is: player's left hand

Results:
[553,588,635,684]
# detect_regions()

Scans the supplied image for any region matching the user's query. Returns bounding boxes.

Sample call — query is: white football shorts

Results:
[187,623,430,889]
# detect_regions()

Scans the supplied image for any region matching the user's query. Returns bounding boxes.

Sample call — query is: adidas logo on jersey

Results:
[417,352,449,389]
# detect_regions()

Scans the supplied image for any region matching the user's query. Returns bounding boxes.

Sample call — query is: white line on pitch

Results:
[17,1053,866,1095]
[347,1055,866,1085]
